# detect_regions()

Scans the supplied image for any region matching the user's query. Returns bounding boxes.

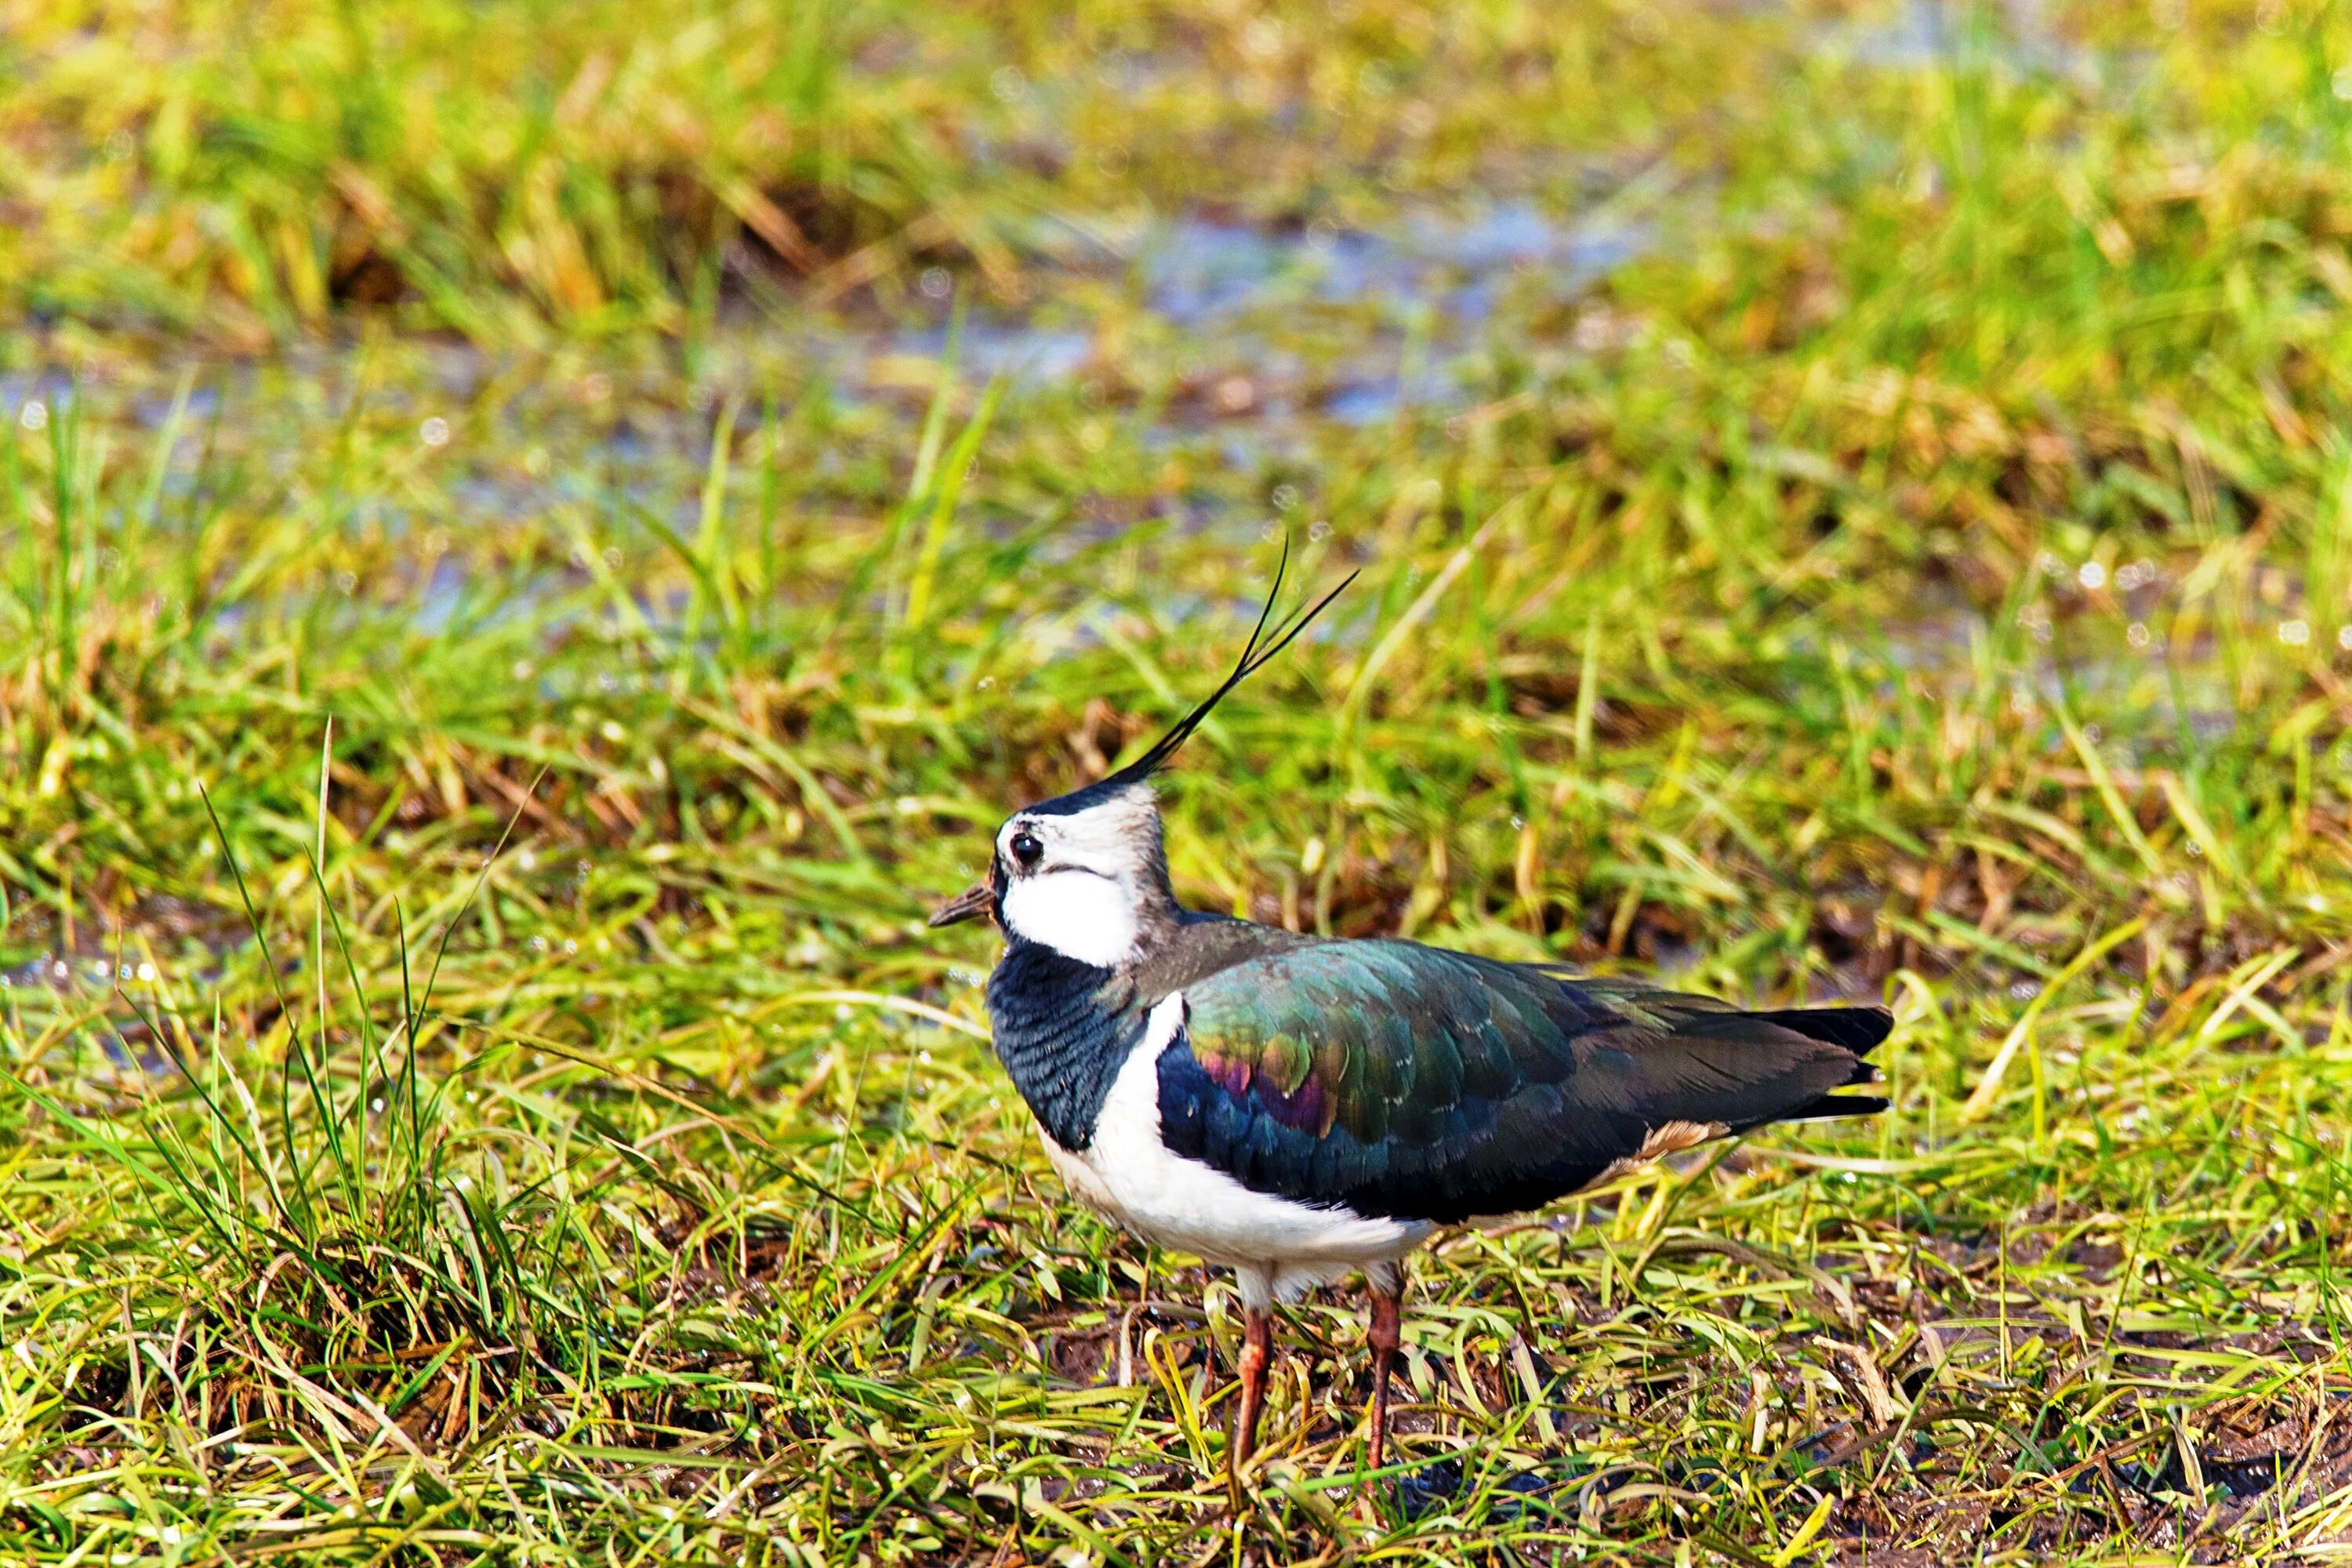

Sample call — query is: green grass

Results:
[0,0,1793,343]
[7,0,2352,1562]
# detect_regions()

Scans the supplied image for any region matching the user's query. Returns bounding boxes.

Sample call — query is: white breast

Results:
[1043,992,1431,1307]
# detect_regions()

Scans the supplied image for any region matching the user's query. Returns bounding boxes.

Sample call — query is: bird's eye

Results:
[1008,829,1044,869]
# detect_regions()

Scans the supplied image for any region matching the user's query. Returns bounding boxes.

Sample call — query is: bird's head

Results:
[929,543,1355,969]
[927,778,1173,967]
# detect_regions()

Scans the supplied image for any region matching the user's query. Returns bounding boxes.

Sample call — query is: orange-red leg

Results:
[1229,1305,1273,1496]
[1366,1284,1401,1470]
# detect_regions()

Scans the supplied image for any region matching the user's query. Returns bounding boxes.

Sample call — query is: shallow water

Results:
[6,191,1675,662]
[784,197,1660,452]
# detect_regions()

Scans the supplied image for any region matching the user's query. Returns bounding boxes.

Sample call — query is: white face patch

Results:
[993,784,1163,967]
[999,870,1142,967]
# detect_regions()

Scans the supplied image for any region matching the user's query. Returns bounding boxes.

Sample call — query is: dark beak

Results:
[927,881,996,928]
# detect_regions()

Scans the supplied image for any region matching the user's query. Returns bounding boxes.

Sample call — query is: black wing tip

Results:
[1748,1005,1893,1056]
[1782,1091,1890,1123]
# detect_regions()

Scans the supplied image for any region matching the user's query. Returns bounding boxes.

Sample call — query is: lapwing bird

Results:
[931,562,1890,1488]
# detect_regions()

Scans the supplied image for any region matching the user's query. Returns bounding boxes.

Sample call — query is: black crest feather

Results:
[1100,539,1356,789]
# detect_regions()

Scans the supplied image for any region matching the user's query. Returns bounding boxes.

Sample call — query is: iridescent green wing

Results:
[1154,940,1884,1223]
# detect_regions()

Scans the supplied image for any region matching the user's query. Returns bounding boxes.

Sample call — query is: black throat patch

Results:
[984,938,1148,1152]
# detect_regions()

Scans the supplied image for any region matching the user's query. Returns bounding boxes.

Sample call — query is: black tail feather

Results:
[1747,1005,1893,1055]
[1782,1091,1891,1122]
[1711,1004,1892,1128]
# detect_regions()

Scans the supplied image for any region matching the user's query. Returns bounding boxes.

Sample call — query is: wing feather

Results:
[1156,939,1886,1224]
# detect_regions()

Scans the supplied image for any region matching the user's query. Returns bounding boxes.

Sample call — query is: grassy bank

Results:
[7,0,2352,1563]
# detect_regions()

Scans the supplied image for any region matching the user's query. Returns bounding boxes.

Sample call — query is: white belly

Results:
[1040,993,1431,1306]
